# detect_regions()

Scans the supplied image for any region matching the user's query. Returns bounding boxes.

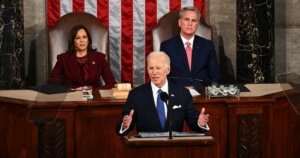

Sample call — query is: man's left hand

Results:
[198,107,209,127]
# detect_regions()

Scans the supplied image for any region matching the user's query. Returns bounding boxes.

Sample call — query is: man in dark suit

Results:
[160,6,220,87]
[116,51,209,136]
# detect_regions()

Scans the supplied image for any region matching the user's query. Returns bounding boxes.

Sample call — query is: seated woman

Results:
[48,25,116,90]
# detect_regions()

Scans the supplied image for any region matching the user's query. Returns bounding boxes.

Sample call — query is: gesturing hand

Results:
[198,108,209,127]
[123,110,134,129]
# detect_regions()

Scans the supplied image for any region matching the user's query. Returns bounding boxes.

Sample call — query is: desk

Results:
[0,84,300,158]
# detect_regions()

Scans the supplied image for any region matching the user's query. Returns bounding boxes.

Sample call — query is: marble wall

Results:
[21,0,300,86]
[285,0,300,75]
[23,0,47,86]
[236,0,274,83]
[0,0,24,89]
[208,0,236,83]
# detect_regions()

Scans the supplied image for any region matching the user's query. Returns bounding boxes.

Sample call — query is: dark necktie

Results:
[157,89,165,129]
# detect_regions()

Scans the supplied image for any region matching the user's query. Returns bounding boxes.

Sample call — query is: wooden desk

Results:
[0,84,299,158]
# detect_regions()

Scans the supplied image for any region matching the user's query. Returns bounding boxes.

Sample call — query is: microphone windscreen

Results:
[160,92,169,102]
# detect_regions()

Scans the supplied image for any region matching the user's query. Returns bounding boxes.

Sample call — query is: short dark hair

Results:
[179,6,201,21]
[67,25,96,53]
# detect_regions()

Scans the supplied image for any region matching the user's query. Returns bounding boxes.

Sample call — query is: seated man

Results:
[160,6,220,87]
[115,51,209,136]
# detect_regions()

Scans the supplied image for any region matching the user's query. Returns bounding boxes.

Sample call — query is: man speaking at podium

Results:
[116,51,209,136]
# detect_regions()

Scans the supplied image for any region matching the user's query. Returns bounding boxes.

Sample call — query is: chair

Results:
[151,10,212,51]
[48,12,109,74]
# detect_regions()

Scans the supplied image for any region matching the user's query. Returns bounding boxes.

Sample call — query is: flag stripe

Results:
[133,0,145,87]
[121,0,133,84]
[97,0,109,28]
[60,0,72,16]
[48,0,60,28]
[73,0,85,12]
[181,0,193,9]
[145,0,157,83]
[109,0,122,83]
[195,0,205,20]
[157,0,169,22]
[85,0,97,16]
[170,0,181,11]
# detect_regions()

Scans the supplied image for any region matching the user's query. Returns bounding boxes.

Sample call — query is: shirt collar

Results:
[180,35,195,48]
[151,80,169,94]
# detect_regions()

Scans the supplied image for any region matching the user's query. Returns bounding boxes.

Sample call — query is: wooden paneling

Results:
[1,90,300,158]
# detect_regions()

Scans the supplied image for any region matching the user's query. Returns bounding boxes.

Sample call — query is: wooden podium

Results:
[122,136,216,158]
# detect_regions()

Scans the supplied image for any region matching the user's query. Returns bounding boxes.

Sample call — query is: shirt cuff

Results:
[198,122,210,131]
[119,122,129,134]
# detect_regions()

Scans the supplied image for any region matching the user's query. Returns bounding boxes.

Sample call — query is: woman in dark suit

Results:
[48,25,116,90]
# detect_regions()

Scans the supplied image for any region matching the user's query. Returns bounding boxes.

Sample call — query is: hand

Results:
[71,87,83,91]
[198,108,209,127]
[185,86,194,89]
[123,110,134,129]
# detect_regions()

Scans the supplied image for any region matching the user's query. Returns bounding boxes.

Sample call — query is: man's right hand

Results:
[122,110,134,129]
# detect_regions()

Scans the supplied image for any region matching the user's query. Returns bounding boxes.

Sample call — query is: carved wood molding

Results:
[237,114,261,158]
[35,119,66,158]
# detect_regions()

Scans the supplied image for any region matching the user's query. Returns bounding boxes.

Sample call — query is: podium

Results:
[121,136,216,158]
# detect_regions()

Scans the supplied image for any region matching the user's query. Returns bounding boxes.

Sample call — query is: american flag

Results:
[48,0,205,87]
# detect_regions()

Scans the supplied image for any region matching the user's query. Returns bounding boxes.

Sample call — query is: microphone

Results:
[160,92,169,103]
[167,76,212,86]
[160,92,172,139]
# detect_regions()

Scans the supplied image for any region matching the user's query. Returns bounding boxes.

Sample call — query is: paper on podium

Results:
[138,132,205,138]
[188,88,201,96]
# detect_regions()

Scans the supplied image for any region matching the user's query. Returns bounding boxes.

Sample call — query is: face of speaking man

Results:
[147,54,170,88]
[178,10,199,40]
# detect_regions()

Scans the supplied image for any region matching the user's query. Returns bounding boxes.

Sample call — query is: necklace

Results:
[76,53,88,64]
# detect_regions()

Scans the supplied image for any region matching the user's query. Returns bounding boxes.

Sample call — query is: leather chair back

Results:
[48,12,109,73]
[152,10,212,51]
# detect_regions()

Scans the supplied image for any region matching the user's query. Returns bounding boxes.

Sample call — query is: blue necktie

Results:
[157,89,165,129]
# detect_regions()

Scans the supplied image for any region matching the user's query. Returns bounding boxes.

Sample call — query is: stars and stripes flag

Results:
[48,0,205,87]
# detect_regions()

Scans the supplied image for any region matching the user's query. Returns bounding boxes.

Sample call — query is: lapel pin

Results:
[171,94,174,97]
[92,61,95,64]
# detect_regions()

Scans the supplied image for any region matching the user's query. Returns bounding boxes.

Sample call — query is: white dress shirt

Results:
[151,80,168,118]
[180,35,195,50]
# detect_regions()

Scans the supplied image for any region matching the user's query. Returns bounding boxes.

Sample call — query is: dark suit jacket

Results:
[160,35,220,87]
[48,51,116,89]
[115,81,207,136]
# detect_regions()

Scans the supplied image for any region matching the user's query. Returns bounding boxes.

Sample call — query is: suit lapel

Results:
[144,82,156,109]
[165,82,176,129]
[191,36,201,74]
[144,83,163,128]
[175,35,190,71]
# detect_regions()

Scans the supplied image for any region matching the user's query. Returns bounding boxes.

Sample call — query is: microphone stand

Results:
[167,100,172,139]
[167,76,212,86]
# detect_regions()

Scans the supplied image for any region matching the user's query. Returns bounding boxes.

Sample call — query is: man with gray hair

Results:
[116,51,209,136]
[160,6,220,87]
